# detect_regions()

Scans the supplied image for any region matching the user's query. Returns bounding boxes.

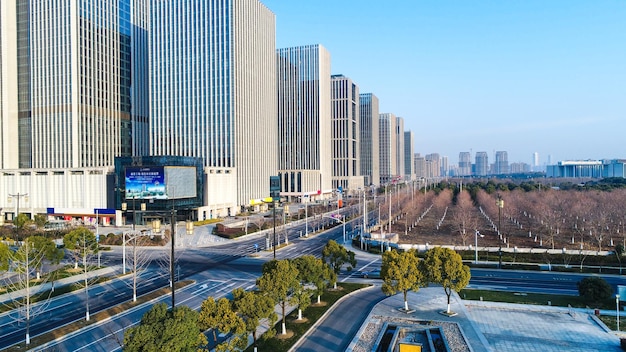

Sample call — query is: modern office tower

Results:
[395,117,405,179]
[494,151,509,174]
[414,153,426,178]
[533,152,539,171]
[359,93,380,186]
[425,153,441,178]
[277,44,332,200]
[330,74,362,192]
[458,152,471,176]
[379,113,397,184]
[475,152,489,176]
[441,155,449,177]
[1,0,144,169]
[151,0,277,210]
[404,131,415,180]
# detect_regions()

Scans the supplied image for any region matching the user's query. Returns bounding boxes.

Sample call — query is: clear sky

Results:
[262,0,626,166]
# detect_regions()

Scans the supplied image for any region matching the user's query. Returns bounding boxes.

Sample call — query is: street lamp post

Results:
[497,194,504,269]
[617,294,621,332]
[149,207,192,308]
[272,199,276,259]
[475,230,484,264]
[8,192,28,220]
[8,192,28,240]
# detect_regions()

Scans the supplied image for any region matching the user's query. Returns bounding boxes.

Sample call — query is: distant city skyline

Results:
[264,0,626,165]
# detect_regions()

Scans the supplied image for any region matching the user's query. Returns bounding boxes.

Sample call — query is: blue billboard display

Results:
[125,166,167,199]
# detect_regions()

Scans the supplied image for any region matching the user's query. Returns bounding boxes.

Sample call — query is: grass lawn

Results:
[244,282,369,352]
[459,288,616,310]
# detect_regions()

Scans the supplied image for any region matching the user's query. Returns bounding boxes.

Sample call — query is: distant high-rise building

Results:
[458,152,471,176]
[494,151,509,174]
[151,0,277,209]
[1,0,146,169]
[379,113,397,183]
[510,162,531,173]
[414,153,426,178]
[475,152,489,176]
[359,93,380,186]
[277,44,332,199]
[441,156,449,177]
[425,153,441,178]
[330,74,362,191]
[404,131,415,180]
[395,117,405,179]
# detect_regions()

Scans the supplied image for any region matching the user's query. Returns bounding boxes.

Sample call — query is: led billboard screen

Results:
[125,166,197,200]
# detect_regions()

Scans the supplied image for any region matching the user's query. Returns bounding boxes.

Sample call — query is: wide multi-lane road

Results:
[4,212,626,350]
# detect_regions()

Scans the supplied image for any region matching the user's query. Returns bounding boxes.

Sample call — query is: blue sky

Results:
[262,0,626,165]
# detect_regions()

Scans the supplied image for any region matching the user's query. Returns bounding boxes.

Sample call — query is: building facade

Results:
[277,44,332,201]
[494,151,509,175]
[359,93,380,186]
[458,152,471,176]
[379,113,397,184]
[545,159,626,178]
[330,75,363,192]
[404,131,415,180]
[395,117,405,179]
[1,0,142,169]
[151,0,277,214]
[475,152,489,176]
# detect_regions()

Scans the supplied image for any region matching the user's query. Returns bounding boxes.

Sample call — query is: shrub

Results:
[577,277,613,304]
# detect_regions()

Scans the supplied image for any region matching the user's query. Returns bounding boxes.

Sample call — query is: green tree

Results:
[33,214,48,230]
[198,296,246,351]
[123,303,206,352]
[63,227,98,268]
[422,247,471,314]
[293,255,332,304]
[232,287,277,349]
[321,240,356,289]
[28,235,63,267]
[577,277,613,304]
[257,259,299,335]
[381,249,424,311]
[14,213,31,231]
[291,283,312,321]
[0,242,9,271]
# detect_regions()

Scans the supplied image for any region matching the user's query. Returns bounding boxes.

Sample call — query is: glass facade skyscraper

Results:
[150,0,277,207]
[1,0,142,169]
[359,93,380,186]
[330,74,360,191]
[276,44,332,198]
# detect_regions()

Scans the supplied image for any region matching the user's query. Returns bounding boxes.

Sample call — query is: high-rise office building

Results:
[1,0,143,169]
[441,155,449,177]
[533,152,540,171]
[379,113,397,184]
[330,75,362,192]
[425,153,441,178]
[277,44,332,199]
[151,0,277,209]
[395,117,405,179]
[475,152,489,176]
[359,93,380,186]
[494,151,509,174]
[414,153,426,178]
[458,152,471,176]
[404,131,415,180]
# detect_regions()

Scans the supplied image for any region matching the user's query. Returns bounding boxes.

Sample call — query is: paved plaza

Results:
[347,287,622,352]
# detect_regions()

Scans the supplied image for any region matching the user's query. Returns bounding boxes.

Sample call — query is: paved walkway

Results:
[342,287,622,352]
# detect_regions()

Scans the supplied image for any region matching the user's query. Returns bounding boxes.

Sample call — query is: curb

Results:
[288,285,377,352]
